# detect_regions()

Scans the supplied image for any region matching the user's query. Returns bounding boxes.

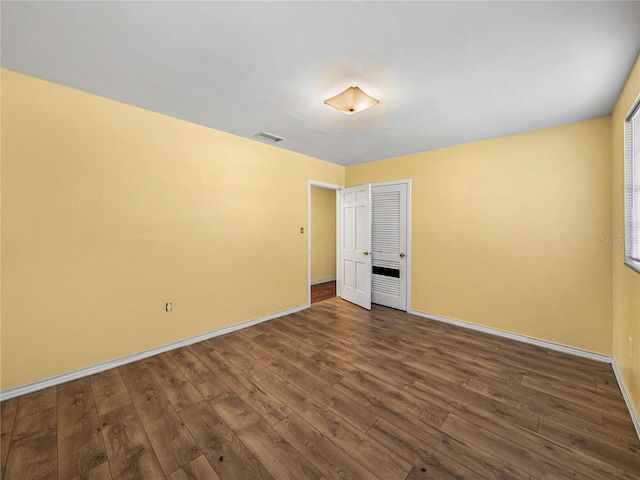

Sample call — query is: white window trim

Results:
[624,95,640,274]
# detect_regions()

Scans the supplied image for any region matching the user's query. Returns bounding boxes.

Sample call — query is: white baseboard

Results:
[408,308,611,363]
[311,277,336,286]
[0,304,308,401]
[611,358,640,440]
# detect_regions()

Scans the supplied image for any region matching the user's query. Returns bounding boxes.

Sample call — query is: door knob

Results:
[363,251,369,255]
[399,252,405,257]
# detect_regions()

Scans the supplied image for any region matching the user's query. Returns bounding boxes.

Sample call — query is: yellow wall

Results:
[310,187,336,283]
[347,117,613,354]
[1,69,344,389]
[611,55,640,418]
[2,64,631,394]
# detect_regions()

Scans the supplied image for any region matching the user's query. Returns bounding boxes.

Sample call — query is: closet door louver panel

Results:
[372,191,401,253]
[371,190,402,299]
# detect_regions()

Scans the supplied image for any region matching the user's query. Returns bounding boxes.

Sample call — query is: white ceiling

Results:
[2,1,639,166]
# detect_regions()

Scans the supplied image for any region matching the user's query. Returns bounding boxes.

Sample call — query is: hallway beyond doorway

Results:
[311,280,336,304]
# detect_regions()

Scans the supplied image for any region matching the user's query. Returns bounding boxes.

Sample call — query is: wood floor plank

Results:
[475,348,603,386]
[179,400,275,480]
[536,418,640,474]
[144,353,203,411]
[420,341,485,363]
[267,320,329,348]
[237,326,263,339]
[166,455,221,480]
[100,404,165,480]
[194,373,236,405]
[292,307,340,325]
[403,466,440,480]
[185,338,217,357]
[368,348,472,388]
[251,330,320,359]
[250,345,379,432]
[311,280,336,304]
[515,366,599,395]
[338,370,449,428]
[545,350,617,378]
[198,350,230,372]
[602,412,640,440]
[307,349,359,379]
[369,419,528,480]
[466,375,605,426]
[438,402,640,480]
[273,414,383,480]
[69,461,112,480]
[367,418,498,480]
[442,414,637,480]
[3,406,57,480]
[421,346,524,384]
[16,387,57,419]
[288,317,362,353]
[368,310,439,340]
[1,398,19,477]
[212,393,322,480]
[118,362,201,475]
[203,335,272,376]
[209,353,292,426]
[57,377,107,480]
[442,414,582,480]
[409,377,540,432]
[425,328,502,358]
[222,333,274,362]
[333,380,531,480]
[91,369,132,417]
[443,411,637,480]
[252,334,342,386]
[166,347,218,386]
[596,376,622,393]
[216,346,272,383]
[260,373,412,480]
[204,336,270,374]
[348,353,419,390]
[521,374,629,417]
[359,339,412,361]
[491,338,549,361]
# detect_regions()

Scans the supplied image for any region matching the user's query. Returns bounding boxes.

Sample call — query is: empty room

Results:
[2,2,640,479]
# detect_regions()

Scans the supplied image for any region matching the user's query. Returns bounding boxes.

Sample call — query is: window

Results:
[625,98,640,274]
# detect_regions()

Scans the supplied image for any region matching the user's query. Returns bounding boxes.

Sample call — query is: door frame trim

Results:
[308,180,343,307]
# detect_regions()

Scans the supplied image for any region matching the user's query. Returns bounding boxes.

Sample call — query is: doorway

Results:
[307,180,342,306]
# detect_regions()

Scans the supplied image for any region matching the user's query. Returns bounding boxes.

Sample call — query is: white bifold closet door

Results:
[371,182,407,311]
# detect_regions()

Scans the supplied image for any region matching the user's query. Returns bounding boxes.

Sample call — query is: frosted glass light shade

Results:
[324,86,379,115]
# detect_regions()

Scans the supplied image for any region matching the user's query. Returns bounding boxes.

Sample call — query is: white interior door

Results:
[339,184,371,310]
[371,182,408,310]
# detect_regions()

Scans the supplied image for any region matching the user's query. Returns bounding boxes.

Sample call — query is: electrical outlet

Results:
[166,302,173,312]
[629,337,633,359]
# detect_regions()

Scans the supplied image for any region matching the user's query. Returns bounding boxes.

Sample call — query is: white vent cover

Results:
[254,131,285,142]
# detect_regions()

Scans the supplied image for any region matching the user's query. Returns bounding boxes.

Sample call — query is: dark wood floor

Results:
[311,280,336,304]
[2,298,639,480]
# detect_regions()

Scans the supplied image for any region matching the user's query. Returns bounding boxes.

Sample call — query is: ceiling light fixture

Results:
[324,86,379,116]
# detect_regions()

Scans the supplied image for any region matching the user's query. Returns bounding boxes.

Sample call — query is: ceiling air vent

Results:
[254,131,285,143]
